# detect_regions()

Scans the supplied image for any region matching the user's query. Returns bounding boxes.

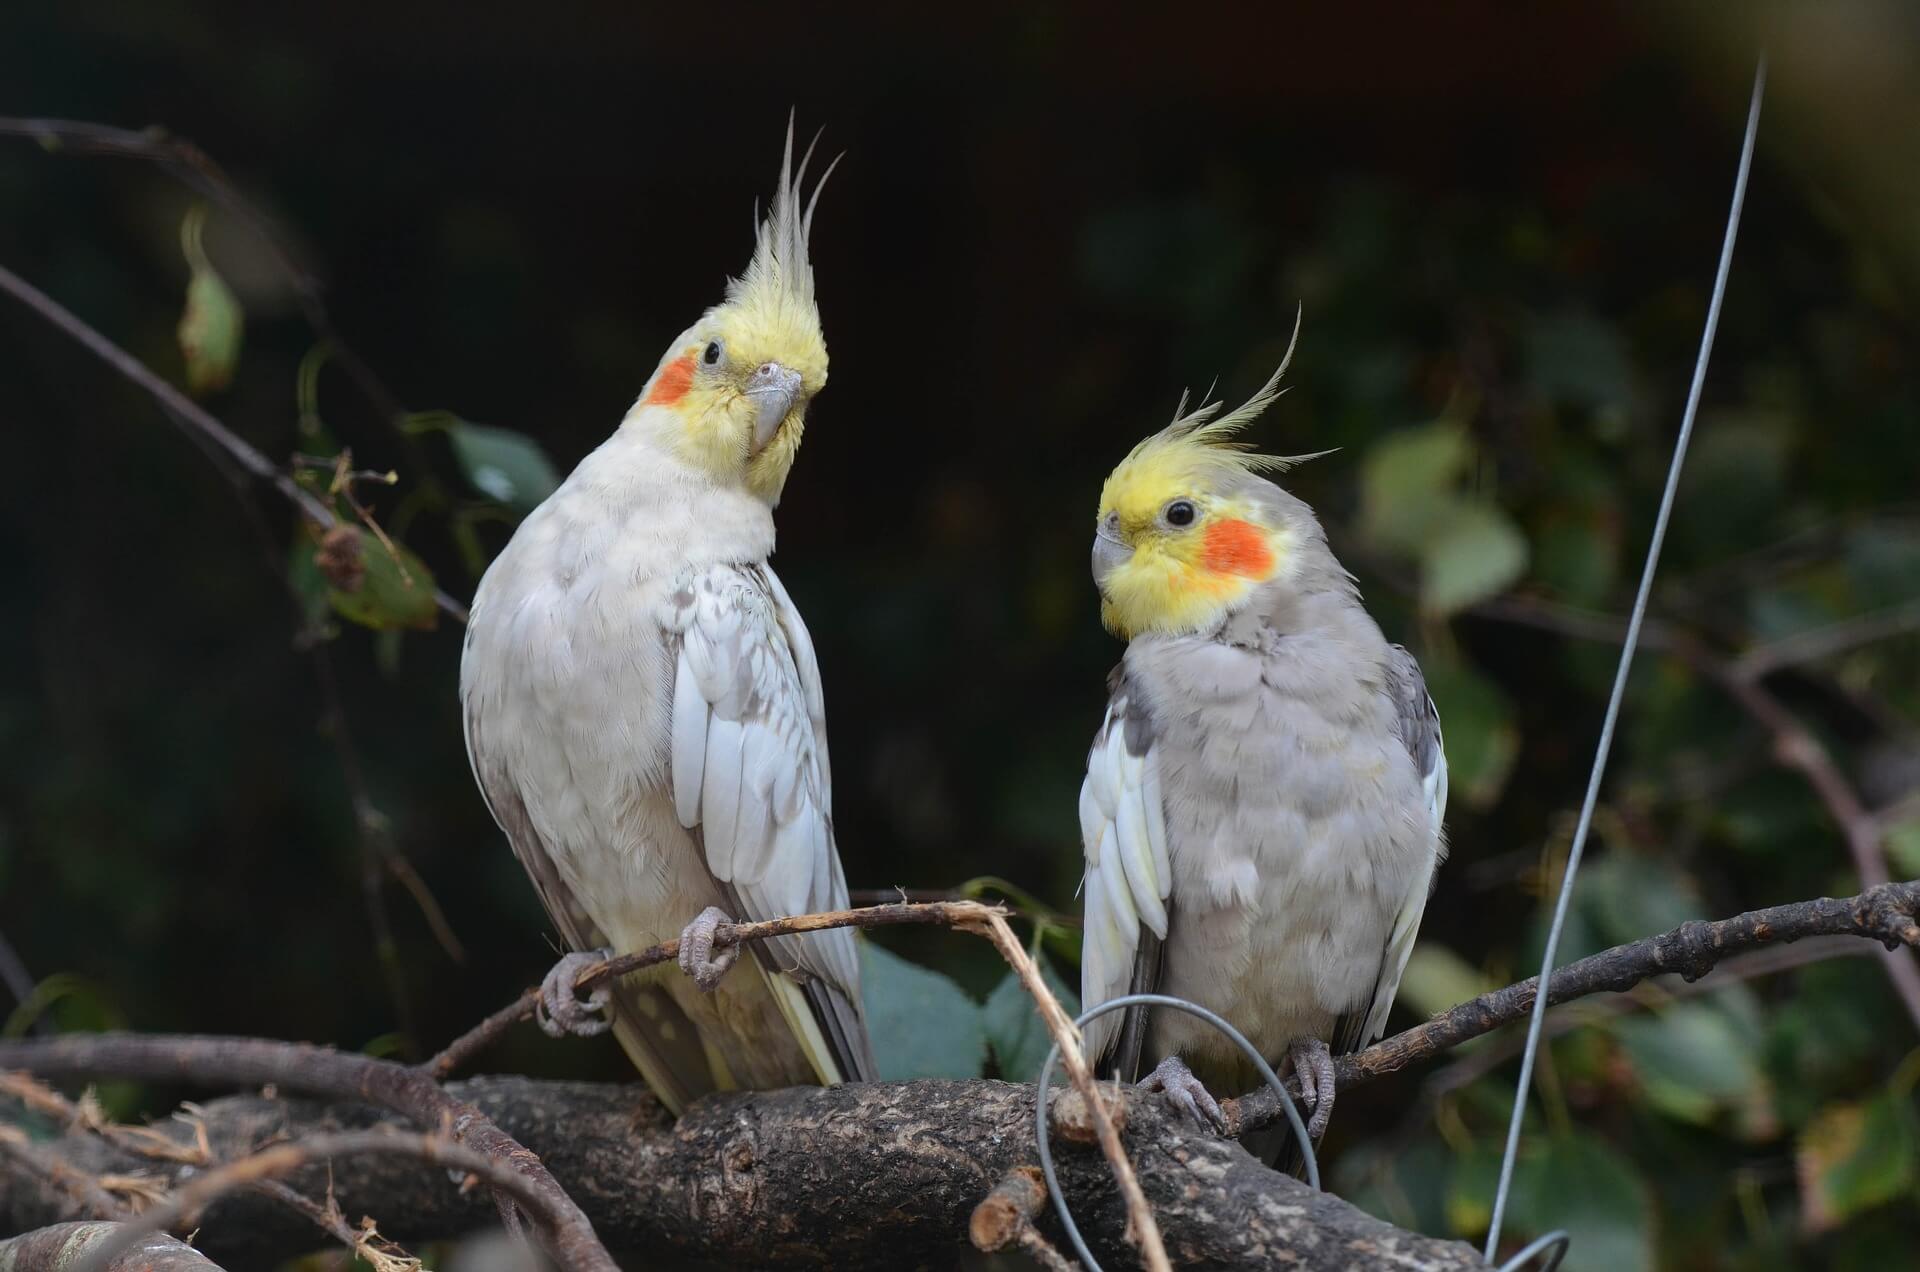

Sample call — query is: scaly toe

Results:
[536,948,614,1039]
[676,906,741,994]
[1143,1055,1226,1132]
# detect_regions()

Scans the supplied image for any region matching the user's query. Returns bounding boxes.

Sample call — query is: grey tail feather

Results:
[808,978,878,1082]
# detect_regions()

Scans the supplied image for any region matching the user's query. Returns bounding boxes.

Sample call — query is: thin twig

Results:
[0,1128,128,1220]
[961,908,1169,1272]
[1731,597,1920,680]
[0,1073,208,1166]
[0,1035,614,1272]
[429,899,1009,1078]
[1227,880,1920,1134]
[1469,591,1920,1033]
[247,1179,424,1272]
[0,259,469,622]
[68,1130,548,1272]
[1423,935,1873,1096]
[427,898,1169,1269]
[1703,663,1920,1031]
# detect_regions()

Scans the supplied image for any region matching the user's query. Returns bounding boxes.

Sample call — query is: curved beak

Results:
[1092,515,1132,589]
[746,362,804,453]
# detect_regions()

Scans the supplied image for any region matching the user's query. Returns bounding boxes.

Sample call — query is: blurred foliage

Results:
[3,3,1920,1270]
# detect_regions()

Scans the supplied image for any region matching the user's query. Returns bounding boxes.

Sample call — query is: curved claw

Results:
[677,906,740,993]
[1142,1054,1226,1131]
[1286,1037,1338,1141]
[536,948,614,1039]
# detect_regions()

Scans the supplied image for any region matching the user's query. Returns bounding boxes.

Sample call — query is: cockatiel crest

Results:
[629,122,834,504]
[1093,309,1333,639]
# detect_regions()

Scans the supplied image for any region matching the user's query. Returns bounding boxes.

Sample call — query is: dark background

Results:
[3,2,1919,1267]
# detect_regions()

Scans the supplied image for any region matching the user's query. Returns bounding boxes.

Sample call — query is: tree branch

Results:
[0,1075,1479,1271]
[1228,881,1920,1133]
[0,1222,226,1272]
[0,1035,613,1272]
[4,886,1912,1267]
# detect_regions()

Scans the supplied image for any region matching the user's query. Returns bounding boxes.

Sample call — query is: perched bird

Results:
[460,125,875,1113]
[1077,319,1446,1162]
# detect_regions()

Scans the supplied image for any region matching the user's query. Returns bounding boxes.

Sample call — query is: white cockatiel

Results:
[461,127,875,1113]
[1077,326,1446,1160]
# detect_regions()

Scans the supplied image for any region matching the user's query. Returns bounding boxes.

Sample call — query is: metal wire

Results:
[1033,992,1318,1271]
[1482,55,1768,1260]
[1495,1230,1570,1272]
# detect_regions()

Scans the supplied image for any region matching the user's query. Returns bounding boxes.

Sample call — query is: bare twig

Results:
[0,1035,613,1272]
[0,1128,128,1221]
[427,898,1169,1268]
[1468,592,1920,1033]
[0,259,469,622]
[962,908,1168,1271]
[1228,881,1920,1134]
[0,1073,208,1166]
[68,1130,549,1272]
[430,899,1010,1078]
[1425,934,1874,1096]
[1731,597,1920,679]
[1702,664,1920,1030]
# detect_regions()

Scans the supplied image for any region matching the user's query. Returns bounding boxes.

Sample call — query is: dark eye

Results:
[1165,500,1197,528]
[702,340,723,366]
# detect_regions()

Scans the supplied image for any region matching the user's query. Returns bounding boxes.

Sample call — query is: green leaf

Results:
[307,524,440,632]
[859,938,988,1080]
[448,422,561,516]
[1359,422,1471,551]
[1523,310,1636,415]
[1798,1094,1920,1230]
[1613,1002,1769,1127]
[176,205,244,396]
[1419,500,1530,616]
[982,958,1079,1082]
[1885,819,1920,879]
[1421,656,1519,809]
[1455,1133,1654,1271]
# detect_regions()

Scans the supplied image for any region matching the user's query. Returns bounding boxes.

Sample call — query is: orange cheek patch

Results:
[1201,518,1276,578]
[643,355,696,407]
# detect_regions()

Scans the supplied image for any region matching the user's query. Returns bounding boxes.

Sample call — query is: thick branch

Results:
[0,1223,225,1272]
[0,1035,613,1272]
[0,1075,1480,1271]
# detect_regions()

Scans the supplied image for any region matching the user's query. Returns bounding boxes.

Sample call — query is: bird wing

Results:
[1332,644,1449,1054]
[462,679,717,1113]
[664,562,876,1084]
[1078,667,1173,1079]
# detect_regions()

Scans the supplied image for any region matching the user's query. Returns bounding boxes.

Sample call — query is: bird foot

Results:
[1141,1054,1226,1131]
[535,948,613,1039]
[1287,1036,1338,1140]
[677,906,740,993]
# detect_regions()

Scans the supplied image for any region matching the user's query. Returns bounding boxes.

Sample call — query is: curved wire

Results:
[1033,992,1317,1271]
[1495,1229,1570,1272]
[1482,54,1768,1259]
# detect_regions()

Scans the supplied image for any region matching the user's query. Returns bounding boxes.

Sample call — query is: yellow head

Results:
[628,122,834,504]
[1093,315,1330,639]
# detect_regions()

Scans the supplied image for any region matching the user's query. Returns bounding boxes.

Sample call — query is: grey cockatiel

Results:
[460,127,875,1113]
[1077,331,1446,1160]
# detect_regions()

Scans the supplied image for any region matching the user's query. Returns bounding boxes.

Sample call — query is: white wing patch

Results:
[1079,692,1171,1063]
[1359,684,1449,1043]
[662,565,863,1012]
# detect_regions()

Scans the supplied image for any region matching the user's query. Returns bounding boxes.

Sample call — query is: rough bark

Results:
[0,1076,1482,1271]
[0,1223,223,1271]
